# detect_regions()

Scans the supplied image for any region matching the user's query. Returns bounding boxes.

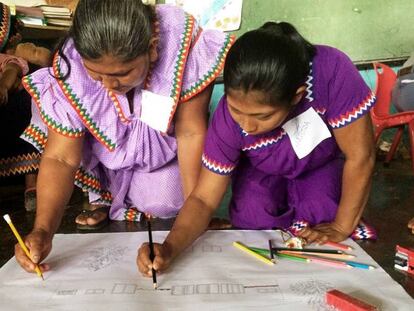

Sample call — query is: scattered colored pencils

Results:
[147,219,157,289]
[233,241,274,265]
[278,250,355,260]
[3,214,44,280]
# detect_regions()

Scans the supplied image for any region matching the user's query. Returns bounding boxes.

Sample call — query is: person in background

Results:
[0,3,51,211]
[137,22,376,277]
[14,0,233,274]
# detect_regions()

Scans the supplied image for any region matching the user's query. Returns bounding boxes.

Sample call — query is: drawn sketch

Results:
[85,289,105,295]
[0,231,412,310]
[202,245,222,252]
[290,279,335,311]
[57,289,78,296]
[83,246,128,271]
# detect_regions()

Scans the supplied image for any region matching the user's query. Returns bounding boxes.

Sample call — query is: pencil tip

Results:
[153,283,158,289]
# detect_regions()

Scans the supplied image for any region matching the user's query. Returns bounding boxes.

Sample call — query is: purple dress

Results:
[202,46,376,230]
[20,5,234,221]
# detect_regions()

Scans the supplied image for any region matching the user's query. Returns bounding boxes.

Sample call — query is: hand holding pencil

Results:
[137,234,174,283]
[3,214,52,277]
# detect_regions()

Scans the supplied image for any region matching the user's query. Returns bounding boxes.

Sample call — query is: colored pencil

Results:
[233,241,274,265]
[3,214,44,280]
[250,246,343,254]
[342,261,376,270]
[276,252,309,263]
[147,219,157,289]
[283,252,376,270]
[276,252,350,269]
[324,241,353,251]
[310,256,351,269]
[278,250,356,260]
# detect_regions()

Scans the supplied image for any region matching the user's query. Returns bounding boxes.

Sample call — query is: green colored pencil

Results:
[276,252,309,262]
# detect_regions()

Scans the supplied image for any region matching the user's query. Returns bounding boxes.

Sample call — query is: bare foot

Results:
[75,205,110,229]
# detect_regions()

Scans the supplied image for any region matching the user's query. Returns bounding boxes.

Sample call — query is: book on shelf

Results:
[18,16,47,27]
[46,17,71,27]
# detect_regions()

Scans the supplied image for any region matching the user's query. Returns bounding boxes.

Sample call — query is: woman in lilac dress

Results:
[138,22,376,276]
[15,0,233,274]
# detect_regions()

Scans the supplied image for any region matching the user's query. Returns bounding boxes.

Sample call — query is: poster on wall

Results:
[165,0,243,32]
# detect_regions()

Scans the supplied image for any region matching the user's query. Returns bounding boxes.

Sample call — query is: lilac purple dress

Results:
[202,45,376,230]
[20,5,234,221]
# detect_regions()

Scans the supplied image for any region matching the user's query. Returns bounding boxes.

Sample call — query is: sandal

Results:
[76,205,110,231]
[24,187,37,212]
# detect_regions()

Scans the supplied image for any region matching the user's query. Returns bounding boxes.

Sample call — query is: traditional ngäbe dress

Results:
[202,45,377,238]
[0,3,40,180]
[21,5,234,221]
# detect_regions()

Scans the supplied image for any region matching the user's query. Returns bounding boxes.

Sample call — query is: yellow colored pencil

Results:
[233,241,274,265]
[3,214,44,280]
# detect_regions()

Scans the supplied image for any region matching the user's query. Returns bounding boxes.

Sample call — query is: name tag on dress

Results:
[140,90,175,133]
[282,107,331,159]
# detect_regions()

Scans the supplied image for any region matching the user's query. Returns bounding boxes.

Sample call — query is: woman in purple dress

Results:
[15,0,233,274]
[138,22,376,276]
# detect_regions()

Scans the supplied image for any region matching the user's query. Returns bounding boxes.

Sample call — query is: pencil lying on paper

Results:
[276,252,376,270]
[147,219,157,289]
[3,214,44,280]
[233,241,274,265]
[278,250,355,260]
[324,241,353,251]
[249,246,346,256]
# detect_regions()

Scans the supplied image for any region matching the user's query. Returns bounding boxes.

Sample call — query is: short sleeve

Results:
[180,25,234,102]
[22,68,85,137]
[323,48,376,129]
[202,96,242,175]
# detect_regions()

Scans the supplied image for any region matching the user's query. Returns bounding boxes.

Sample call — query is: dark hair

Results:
[55,0,155,79]
[223,21,316,107]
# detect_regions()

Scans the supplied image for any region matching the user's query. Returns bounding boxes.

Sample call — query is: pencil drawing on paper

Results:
[290,279,334,311]
[83,246,128,271]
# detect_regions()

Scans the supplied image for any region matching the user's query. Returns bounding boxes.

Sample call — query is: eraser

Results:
[326,289,378,311]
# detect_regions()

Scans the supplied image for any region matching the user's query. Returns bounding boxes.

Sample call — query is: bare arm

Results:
[299,114,375,242]
[332,114,376,233]
[175,84,213,198]
[15,130,83,272]
[138,167,230,275]
[34,130,84,236]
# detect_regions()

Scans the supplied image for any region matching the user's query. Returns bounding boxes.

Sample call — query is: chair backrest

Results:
[372,62,397,117]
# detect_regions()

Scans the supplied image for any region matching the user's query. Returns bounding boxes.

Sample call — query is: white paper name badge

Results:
[140,90,175,133]
[282,107,331,159]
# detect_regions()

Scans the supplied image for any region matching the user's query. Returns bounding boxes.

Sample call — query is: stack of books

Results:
[3,1,73,28]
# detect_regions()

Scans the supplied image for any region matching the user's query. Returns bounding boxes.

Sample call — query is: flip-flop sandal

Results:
[76,206,110,231]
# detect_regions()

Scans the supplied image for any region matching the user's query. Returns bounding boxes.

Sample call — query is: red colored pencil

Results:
[324,241,353,251]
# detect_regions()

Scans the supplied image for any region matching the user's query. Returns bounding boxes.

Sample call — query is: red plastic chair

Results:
[371,62,414,169]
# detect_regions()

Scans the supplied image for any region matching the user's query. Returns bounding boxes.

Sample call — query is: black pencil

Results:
[147,219,158,289]
[272,247,343,254]
[268,240,274,261]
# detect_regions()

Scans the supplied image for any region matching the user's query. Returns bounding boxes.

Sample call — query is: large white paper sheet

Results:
[0,230,412,310]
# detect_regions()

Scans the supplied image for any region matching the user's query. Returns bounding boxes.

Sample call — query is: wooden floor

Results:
[1,157,414,299]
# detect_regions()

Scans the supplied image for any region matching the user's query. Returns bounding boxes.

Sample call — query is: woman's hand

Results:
[137,242,174,277]
[15,228,52,273]
[297,222,350,244]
